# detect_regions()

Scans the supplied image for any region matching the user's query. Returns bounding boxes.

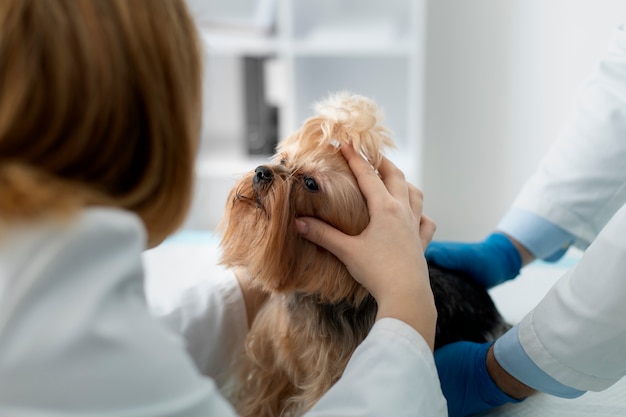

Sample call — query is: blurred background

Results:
[181,0,626,241]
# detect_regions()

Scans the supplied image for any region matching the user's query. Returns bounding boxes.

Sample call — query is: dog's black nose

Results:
[253,165,273,185]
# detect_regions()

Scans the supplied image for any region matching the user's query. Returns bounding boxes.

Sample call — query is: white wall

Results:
[185,1,626,235]
[423,0,626,240]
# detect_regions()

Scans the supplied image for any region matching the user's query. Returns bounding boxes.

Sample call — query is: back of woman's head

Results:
[0,0,202,245]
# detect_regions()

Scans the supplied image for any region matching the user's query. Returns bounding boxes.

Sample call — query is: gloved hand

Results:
[425,232,522,288]
[434,341,523,417]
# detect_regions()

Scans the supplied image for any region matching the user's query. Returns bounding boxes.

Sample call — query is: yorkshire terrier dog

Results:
[219,92,509,417]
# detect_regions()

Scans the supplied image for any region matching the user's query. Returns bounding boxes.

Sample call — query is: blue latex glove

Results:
[435,341,523,417]
[425,232,522,288]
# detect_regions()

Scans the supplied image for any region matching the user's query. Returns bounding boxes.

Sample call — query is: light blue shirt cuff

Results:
[494,324,585,399]
[497,208,575,261]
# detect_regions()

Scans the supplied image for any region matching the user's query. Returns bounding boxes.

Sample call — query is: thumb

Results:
[295,217,351,261]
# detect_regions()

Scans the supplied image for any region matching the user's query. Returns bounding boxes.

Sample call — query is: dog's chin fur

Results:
[218,92,509,417]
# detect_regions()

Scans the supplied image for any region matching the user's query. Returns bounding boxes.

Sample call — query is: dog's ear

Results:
[249,189,359,302]
[314,92,395,169]
[293,241,369,304]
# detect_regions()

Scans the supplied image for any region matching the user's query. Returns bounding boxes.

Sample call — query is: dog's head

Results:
[219,92,395,304]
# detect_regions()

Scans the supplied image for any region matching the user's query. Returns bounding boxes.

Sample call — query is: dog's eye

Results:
[303,176,319,192]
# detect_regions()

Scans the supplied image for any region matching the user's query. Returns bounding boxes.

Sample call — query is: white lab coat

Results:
[497,24,626,393]
[0,208,446,416]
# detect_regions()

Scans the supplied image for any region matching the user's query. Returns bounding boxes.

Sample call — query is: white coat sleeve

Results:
[497,202,626,393]
[307,318,448,417]
[150,269,249,388]
[499,24,626,251]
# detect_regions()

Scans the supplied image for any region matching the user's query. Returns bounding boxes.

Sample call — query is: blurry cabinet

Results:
[184,0,426,230]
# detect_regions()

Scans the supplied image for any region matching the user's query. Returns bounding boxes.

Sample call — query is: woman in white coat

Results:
[427,23,626,417]
[0,1,445,416]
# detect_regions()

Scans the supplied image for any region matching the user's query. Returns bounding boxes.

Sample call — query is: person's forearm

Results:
[376,286,437,351]
[486,344,535,399]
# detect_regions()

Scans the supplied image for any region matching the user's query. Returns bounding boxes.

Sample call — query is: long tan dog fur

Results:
[219,92,394,417]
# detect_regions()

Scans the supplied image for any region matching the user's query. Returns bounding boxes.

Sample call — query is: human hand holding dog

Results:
[295,144,438,349]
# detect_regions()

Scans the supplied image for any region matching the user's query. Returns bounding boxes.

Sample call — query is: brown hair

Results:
[0,0,202,245]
